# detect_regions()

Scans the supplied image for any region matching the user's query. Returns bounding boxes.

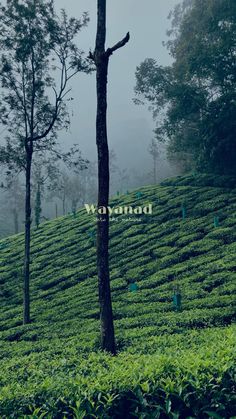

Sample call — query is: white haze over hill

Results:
[53,0,180,175]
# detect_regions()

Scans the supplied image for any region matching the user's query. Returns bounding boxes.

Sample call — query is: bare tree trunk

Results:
[97,61,116,353]
[13,209,19,234]
[23,147,32,324]
[95,1,115,355]
[92,0,129,354]
[62,192,66,216]
[154,155,157,184]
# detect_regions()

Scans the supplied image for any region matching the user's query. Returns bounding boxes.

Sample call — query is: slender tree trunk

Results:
[95,3,115,355]
[23,147,32,324]
[35,182,41,229]
[13,209,19,234]
[62,192,66,216]
[96,62,116,354]
[93,0,129,354]
[154,155,157,184]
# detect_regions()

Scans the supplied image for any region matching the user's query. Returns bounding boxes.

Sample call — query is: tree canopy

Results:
[0,0,90,170]
[135,0,236,174]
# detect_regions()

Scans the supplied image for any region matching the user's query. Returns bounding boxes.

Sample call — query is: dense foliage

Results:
[0,328,235,418]
[135,0,236,175]
[0,175,235,417]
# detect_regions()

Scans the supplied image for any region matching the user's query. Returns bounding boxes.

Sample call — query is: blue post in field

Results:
[88,230,96,246]
[182,205,186,220]
[173,286,182,311]
[214,216,219,227]
[129,282,138,292]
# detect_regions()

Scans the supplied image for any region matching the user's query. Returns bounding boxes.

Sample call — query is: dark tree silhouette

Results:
[89,0,130,354]
[148,139,159,184]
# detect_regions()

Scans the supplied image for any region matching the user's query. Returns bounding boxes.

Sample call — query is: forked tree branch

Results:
[88,32,130,62]
[106,32,130,57]
[88,50,95,60]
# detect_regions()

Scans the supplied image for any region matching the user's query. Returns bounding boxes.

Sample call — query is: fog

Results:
[0,0,181,237]
[53,0,180,171]
[0,0,181,171]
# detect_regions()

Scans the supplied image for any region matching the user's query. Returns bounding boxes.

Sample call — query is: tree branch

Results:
[32,104,59,142]
[32,65,71,142]
[106,32,130,57]
[88,50,95,61]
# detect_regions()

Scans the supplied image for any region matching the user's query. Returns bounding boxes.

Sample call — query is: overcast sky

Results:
[53,0,180,170]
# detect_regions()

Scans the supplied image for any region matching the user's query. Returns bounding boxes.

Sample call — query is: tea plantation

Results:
[0,174,235,418]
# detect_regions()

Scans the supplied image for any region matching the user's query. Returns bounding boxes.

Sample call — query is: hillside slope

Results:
[0,174,235,417]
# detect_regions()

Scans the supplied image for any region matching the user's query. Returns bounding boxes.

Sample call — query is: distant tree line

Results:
[0,150,173,239]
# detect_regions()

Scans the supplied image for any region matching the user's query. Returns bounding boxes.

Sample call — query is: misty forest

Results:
[0,0,235,417]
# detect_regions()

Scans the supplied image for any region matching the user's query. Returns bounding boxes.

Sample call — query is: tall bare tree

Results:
[89,0,130,354]
[148,139,159,184]
[0,175,24,235]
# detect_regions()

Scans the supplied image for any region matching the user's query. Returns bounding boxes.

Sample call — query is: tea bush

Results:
[0,174,235,417]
